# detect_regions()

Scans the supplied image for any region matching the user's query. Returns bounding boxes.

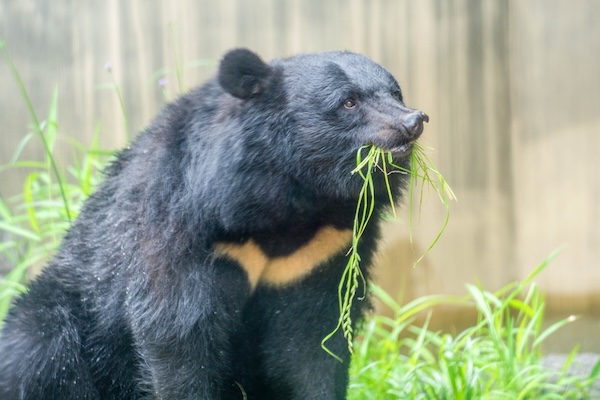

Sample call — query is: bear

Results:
[0,49,428,399]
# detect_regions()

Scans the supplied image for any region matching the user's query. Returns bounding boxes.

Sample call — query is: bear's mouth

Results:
[379,141,415,159]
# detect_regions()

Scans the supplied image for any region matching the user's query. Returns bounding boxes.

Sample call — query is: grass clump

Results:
[323,143,456,358]
[348,250,600,399]
[0,42,111,321]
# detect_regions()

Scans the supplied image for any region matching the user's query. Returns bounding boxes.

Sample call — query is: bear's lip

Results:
[383,141,414,159]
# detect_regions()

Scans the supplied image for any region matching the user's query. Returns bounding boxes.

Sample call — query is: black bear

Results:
[0,49,428,399]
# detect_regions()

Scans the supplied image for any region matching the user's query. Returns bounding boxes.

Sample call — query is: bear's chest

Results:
[214,226,352,290]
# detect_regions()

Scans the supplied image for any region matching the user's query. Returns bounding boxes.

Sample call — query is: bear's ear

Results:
[218,49,272,100]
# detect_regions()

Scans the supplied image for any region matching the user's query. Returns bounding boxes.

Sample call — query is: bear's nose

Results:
[402,110,429,139]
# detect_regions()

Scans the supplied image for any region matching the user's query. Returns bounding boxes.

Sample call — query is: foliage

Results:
[0,42,111,320]
[349,250,600,399]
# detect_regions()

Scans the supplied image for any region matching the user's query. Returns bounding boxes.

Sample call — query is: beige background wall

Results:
[1,1,599,327]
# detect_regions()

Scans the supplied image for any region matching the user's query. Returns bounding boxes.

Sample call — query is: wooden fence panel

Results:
[1,0,599,316]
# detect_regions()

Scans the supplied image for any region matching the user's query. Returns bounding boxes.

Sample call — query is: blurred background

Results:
[1,1,599,352]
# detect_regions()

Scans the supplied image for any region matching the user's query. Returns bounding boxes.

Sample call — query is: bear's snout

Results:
[401,109,429,140]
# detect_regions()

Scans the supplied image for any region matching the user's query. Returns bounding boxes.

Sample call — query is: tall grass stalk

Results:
[1,41,72,223]
[98,63,130,143]
[169,22,185,94]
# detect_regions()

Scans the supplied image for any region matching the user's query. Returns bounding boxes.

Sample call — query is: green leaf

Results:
[23,172,41,233]
[0,221,40,241]
[589,358,600,380]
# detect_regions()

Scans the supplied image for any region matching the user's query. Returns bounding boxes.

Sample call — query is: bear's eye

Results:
[392,90,403,102]
[343,99,357,109]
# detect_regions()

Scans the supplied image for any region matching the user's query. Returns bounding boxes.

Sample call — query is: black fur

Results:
[0,49,428,399]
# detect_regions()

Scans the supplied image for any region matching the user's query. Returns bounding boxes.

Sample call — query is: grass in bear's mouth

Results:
[322,143,456,360]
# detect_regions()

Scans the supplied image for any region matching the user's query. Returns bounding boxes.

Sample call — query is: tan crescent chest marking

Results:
[214,226,353,289]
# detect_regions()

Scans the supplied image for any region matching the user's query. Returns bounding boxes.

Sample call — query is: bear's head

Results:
[217,48,428,209]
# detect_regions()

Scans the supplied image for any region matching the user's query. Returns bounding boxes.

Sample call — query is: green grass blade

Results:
[0,221,40,241]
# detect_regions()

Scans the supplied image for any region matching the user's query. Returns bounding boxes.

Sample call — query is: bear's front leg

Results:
[261,287,353,400]
[126,258,250,399]
[246,279,362,400]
